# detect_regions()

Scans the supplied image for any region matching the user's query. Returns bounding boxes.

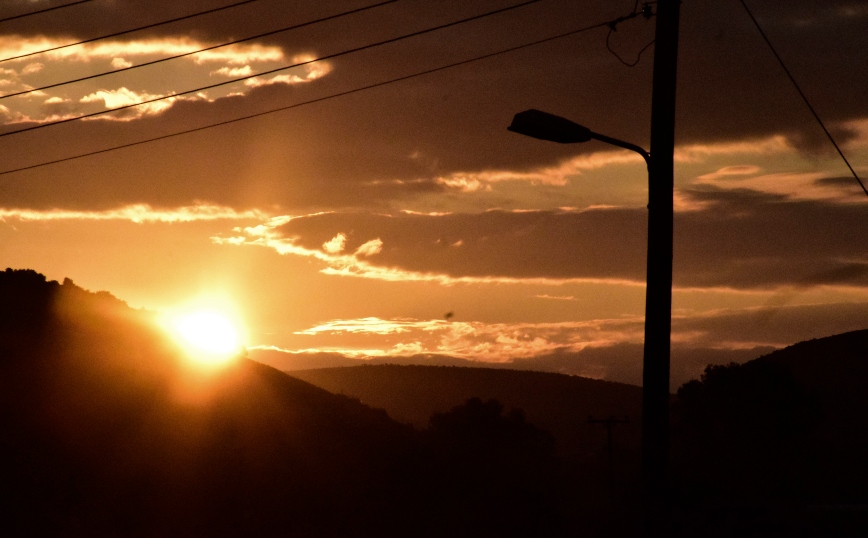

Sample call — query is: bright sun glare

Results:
[167,309,244,364]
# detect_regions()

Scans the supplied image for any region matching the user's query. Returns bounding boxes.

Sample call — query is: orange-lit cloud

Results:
[250,299,868,387]
[0,37,330,124]
[212,213,644,287]
[694,167,862,202]
[0,37,285,64]
[0,203,266,223]
[292,316,646,362]
[674,136,792,162]
[431,149,646,192]
[212,192,868,291]
[534,294,577,301]
[80,87,179,118]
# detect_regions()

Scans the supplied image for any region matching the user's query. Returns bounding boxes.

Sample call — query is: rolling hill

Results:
[2,269,568,536]
[289,364,644,461]
[0,269,428,536]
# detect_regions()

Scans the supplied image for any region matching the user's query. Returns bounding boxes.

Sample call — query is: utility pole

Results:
[643,0,680,535]
[589,415,630,507]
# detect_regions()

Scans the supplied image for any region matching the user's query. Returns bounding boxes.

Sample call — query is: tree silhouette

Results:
[423,398,563,537]
[674,360,821,499]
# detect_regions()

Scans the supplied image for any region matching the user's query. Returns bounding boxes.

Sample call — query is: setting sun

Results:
[165,308,245,364]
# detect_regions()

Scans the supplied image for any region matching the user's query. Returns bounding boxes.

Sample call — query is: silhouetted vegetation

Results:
[422,398,562,537]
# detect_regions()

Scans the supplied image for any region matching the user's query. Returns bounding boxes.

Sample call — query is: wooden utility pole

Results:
[643,0,680,534]
[589,415,630,506]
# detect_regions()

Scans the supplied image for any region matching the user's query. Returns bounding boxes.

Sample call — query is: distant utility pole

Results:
[643,0,680,535]
[589,415,630,506]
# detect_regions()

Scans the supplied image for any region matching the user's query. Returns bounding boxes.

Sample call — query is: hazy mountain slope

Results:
[1,269,579,537]
[289,364,643,460]
[0,270,421,536]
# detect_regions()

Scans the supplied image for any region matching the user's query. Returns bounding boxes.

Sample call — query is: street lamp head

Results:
[507,109,592,144]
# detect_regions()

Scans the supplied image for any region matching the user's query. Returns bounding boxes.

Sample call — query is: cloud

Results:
[322,233,346,253]
[535,294,576,301]
[696,165,762,181]
[355,238,382,257]
[215,187,868,291]
[213,210,648,286]
[0,203,267,223]
[22,62,43,74]
[2,0,866,217]
[111,57,132,69]
[79,87,179,118]
[0,37,285,65]
[252,299,868,388]
[211,65,253,77]
[290,315,645,361]
[242,60,331,88]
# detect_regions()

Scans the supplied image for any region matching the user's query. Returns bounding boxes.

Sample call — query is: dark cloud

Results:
[279,208,648,281]
[2,0,866,210]
[672,301,868,350]
[814,176,863,189]
[269,188,868,289]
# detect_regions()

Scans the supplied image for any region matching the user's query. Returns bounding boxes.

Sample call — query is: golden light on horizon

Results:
[164,308,245,365]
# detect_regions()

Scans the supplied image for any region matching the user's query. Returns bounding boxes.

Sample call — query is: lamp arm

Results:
[589,131,651,168]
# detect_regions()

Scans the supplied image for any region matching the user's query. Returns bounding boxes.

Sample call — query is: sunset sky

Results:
[2,0,866,388]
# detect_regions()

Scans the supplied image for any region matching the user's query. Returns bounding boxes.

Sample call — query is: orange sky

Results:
[1,0,867,388]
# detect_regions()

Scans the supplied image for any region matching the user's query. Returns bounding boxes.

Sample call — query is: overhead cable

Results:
[0,0,399,99]
[604,2,655,67]
[0,0,542,138]
[0,0,260,63]
[738,0,868,197]
[0,16,621,177]
[0,0,92,25]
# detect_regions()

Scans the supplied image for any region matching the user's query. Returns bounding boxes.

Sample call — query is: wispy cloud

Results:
[290,316,646,362]
[212,213,644,287]
[0,203,267,223]
[0,37,285,64]
[0,38,330,123]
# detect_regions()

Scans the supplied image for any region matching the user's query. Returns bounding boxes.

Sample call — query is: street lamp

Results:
[507,109,649,166]
[508,108,671,520]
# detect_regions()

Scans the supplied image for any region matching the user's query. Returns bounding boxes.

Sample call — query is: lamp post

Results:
[507,8,679,534]
[507,108,672,527]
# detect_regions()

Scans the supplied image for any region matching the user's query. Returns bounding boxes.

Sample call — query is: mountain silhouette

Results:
[6,268,866,536]
[289,331,868,536]
[672,329,868,535]
[0,269,577,537]
[289,364,643,461]
[288,365,647,535]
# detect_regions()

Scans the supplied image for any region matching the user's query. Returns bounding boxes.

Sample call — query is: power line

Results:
[0,0,398,99]
[0,15,618,177]
[0,0,260,64]
[0,0,542,138]
[0,0,92,24]
[605,2,655,67]
[737,0,868,198]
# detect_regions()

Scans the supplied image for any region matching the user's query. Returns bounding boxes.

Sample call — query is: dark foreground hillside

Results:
[0,270,567,537]
[291,333,868,536]
[671,329,868,535]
